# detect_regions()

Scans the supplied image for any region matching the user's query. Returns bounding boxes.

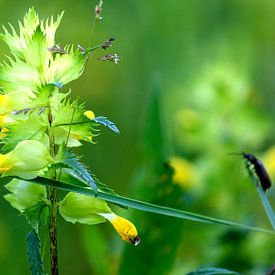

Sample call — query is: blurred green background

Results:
[1,0,275,274]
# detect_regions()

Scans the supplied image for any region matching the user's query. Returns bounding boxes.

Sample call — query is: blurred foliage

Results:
[119,83,183,275]
[0,0,275,274]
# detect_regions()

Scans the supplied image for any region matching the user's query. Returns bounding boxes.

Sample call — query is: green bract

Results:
[59,192,110,225]
[0,8,84,90]
[4,179,47,212]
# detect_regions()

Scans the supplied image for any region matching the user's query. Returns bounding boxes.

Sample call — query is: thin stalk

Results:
[48,109,59,275]
[245,164,275,230]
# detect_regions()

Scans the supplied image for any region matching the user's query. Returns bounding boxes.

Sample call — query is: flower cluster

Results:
[1,8,138,245]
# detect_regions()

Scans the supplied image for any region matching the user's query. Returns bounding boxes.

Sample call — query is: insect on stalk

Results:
[231,152,272,192]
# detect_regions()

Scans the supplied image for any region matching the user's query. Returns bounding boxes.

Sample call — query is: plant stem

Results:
[48,109,59,275]
[49,188,58,275]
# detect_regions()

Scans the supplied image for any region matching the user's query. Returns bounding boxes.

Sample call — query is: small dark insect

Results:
[242,152,272,192]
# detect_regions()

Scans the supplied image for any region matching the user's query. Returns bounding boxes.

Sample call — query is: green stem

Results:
[49,188,58,275]
[48,109,59,275]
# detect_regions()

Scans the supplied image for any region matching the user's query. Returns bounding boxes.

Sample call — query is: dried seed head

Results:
[47,44,67,55]
[101,36,115,50]
[95,0,103,21]
[98,54,120,64]
[77,44,86,54]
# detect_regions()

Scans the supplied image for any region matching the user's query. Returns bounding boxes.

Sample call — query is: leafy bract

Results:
[59,192,109,225]
[4,179,47,212]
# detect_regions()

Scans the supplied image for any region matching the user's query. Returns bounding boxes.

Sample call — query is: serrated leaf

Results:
[186,267,240,275]
[93,116,120,134]
[45,45,86,86]
[61,148,97,193]
[23,26,47,72]
[1,8,39,59]
[0,57,41,91]
[23,201,49,230]
[26,230,45,275]
[58,167,117,196]
[1,116,48,153]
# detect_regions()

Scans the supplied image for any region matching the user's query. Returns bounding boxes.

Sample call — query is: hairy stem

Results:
[48,109,59,275]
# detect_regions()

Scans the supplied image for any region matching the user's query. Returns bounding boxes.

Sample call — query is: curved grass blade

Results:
[25,177,275,235]
[186,267,240,275]
[245,164,275,230]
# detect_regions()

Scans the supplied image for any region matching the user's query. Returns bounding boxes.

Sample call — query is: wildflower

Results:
[0,8,86,91]
[99,212,140,245]
[98,54,120,64]
[0,140,53,179]
[59,192,139,245]
[84,110,95,120]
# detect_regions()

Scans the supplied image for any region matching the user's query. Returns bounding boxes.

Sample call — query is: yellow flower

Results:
[84,110,95,120]
[84,110,95,142]
[99,212,140,246]
[262,146,275,180]
[169,155,198,189]
[0,140,53,179]
[59,192,140,245]
[0,127,9,138]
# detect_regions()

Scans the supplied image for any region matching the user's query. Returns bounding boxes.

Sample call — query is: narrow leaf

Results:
[186,267,240,275]
[245,165,275,230]
[23,177,275,235]
[26,230,45,275]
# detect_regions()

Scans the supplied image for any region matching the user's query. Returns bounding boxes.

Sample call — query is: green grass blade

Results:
[186,267,240,275]
[245,166,275,230]
[25,177,274,235]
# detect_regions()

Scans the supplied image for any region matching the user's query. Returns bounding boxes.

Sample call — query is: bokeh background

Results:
[0,0,275,274]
